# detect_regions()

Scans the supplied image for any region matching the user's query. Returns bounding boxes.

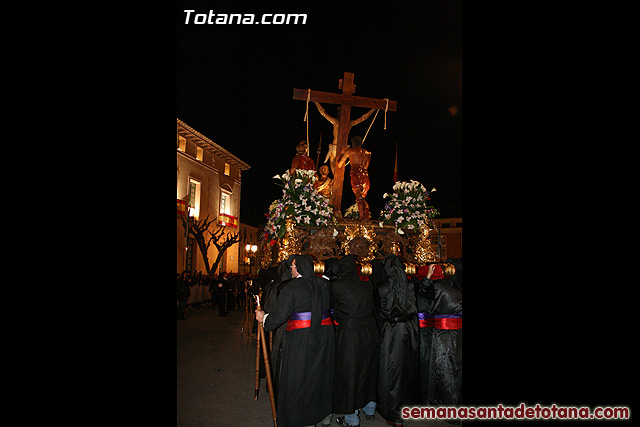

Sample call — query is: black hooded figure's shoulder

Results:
[294,254,315,278]
[370,258,387,286]
[446,257,463,291]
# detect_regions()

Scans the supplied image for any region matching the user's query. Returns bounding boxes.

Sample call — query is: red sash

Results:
[418,312,462,330]
[286,310,334,331]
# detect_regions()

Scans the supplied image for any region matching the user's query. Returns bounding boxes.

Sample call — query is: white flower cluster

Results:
[393,180,426,193]
[272,168,317,184]
[385,180,436,198]
[379,180,439,235]
[263,169,337,241]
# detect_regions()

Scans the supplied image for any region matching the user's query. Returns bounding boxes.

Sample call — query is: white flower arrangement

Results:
[344,203,360,220]
[262,169,337,243]
[379,180,439,234]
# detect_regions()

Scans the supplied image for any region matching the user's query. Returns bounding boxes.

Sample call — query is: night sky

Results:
[177,1,461,227]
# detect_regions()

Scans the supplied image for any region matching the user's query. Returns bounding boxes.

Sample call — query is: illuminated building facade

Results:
[177,118,251,274]
[432,217,462,259]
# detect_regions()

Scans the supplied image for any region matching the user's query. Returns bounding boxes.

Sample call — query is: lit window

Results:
[196,146,204,161]
[220,191,231,215]
[188,179,201,219]
[224,163,230,176]
[178,135,186,151]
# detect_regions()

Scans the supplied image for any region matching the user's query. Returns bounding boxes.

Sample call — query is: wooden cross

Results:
[293,72,397,215]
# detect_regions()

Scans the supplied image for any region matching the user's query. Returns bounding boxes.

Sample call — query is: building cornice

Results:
[177,149,219,174]
[177,118,251,171]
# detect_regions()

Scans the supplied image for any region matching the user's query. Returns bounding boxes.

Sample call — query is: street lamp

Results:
[246,244,258,274]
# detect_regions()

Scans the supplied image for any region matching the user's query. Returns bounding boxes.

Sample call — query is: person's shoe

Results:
[321,413,332,426]
[336,416,358,426]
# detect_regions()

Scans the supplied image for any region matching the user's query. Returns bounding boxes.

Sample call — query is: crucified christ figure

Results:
[313,101,376,175]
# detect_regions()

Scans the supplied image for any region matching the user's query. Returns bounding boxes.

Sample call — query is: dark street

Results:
[177,305,452,427]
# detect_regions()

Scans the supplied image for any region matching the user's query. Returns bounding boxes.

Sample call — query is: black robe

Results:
[328,255,380,414]
[263,258,294,399]
[370,255,420,423]
[416,257,462,406]
[260,266,278,311]
[263,255,334,427]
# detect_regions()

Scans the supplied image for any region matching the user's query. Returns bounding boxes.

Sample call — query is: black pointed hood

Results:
[293,254,327,347]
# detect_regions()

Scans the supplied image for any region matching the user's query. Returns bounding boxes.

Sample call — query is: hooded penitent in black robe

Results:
[263,257,294,399]
[416,257,462,406]
[370,255,420,424]
[327,255,380,415]
[256,266,277,378]
[260,266,278,312]
[263,255,334,427]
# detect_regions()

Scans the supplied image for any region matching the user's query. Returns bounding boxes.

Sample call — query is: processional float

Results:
[262,71,455,276]
[251,72,456,425]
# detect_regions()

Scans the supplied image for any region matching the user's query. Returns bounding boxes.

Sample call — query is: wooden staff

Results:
[255,295,278,427]
[254,303,261,400]
[246,290,253,338]
[240,293,249,336]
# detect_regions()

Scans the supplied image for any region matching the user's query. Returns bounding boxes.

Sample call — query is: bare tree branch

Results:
[179,214,238,275]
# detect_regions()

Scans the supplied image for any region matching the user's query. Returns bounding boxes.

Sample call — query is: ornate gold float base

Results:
[276,216,301,264]
[262,219,448,271]
[341,223,377,262]
[412,226,438,264]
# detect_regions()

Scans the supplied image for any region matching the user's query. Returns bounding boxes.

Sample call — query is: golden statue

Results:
[314,164,333,200]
